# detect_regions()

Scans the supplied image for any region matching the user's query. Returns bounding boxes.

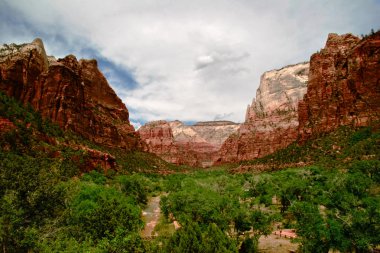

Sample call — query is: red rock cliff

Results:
[0,38,138,149]
[217,62,309,163]
[138,120,178,163]
[298,32,380,140]
[138,120,239,167]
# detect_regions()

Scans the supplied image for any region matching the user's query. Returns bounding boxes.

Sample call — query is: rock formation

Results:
[138,120,239,167]
[298,32,380,140]
[0,117,15,134]
[138,120,177,163]
[77,146,117,173]
[217,62,309,163]
[0,38,138,149]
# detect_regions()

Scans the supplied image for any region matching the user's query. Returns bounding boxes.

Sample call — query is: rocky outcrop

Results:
[298,32,380,140]
[217,62,309,163]
[138,120,239,167]
[0,39,138,149]
[138,120,178,163]
[0,117,15,134]
[78,146,117,173]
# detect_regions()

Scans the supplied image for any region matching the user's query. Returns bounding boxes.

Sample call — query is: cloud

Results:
[1,0,379,126]
[195,55,215,70]
[214,113,234,121]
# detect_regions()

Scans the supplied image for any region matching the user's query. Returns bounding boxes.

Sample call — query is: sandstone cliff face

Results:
[298,32,380,140]
[138,120,239,167]
[0,39,138,149]
[217,62,309,163]
[138,120,178,163]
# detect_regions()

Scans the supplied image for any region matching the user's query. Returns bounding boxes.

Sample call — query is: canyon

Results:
[1,32,379,167]
[140,32,380,166]
[139,61,309,166]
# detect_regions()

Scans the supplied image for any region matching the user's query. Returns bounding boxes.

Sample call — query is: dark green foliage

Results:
[239,235,258,253]
[349,127,372,145]
[81,170,107,185]
[116,174,149,205]
[290,202,331,253]
[165,222,237,253]
[97,231,146,253]
[160,171,277,252]
[67,183,143,241]
[349,160,380,183]
[161,172,245,232]
[0,153,72,252]
[285,164,380,252]
[165,222,203,253]
[234,210,251,237]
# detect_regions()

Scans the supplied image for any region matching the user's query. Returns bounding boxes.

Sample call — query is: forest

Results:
[0,92,379,252]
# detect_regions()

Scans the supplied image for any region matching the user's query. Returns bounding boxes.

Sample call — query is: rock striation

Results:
[0,38,138,149]
[217,62,309,163]
[138,120,239,167]
[138,120,176,162]
[298,32,380,140]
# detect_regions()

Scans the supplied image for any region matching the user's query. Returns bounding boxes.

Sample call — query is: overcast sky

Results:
[1,0,379,128]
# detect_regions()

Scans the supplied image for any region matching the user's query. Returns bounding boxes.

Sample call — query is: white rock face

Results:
[246,62,309,122]
[169,120,239,148]
[0,38,49,71]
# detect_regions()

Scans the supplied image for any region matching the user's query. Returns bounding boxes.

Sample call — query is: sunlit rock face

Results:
[138,120,239,167]
[298,32,380,141]
[0,38,139,150]
[217,62,309,163]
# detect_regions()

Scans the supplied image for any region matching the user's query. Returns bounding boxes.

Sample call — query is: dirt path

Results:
[141,196,161,237]
[258,232,298,253]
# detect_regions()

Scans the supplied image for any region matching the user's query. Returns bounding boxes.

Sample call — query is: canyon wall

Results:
[298,32,380,140]
[5,31,378,167]
[138,120,239,167]
[217,62,309,163]
[0,39,138,150]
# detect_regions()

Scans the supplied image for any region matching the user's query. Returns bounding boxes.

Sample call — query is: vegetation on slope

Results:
[236,125,380,172]
[0,91,379,252]
[0,92,170,251]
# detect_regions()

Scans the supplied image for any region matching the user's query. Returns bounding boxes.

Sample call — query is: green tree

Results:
[239,235,258,253]
[202,223,237,253]
[116,174,148,205]
[165,222,203,253]
[165,222,237,253]
[67,183,143,241]
[290,202,330,253]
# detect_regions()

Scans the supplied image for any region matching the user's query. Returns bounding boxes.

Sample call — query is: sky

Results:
[1,0,379,129]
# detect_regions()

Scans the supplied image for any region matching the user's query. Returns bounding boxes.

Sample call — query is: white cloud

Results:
[1,0,379,124]
[196,55,215,70]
